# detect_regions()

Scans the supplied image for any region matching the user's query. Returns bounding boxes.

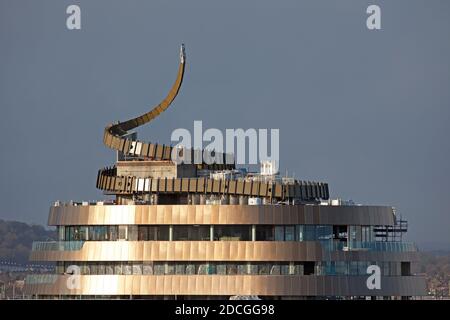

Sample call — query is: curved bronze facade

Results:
[25,275,426,297]
[47,204,395,226]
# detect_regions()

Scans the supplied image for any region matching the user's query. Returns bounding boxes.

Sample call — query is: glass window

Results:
[90,263,98,275]
[166,263,174,275]
[154,263,165,275]
[274,226,284,241]
[249,264,258,275]
[58,226,65,241]
[285,226,295,241]
[133,263,142,275]
[128,226,138,241]
[97,263,105,275]
[88,226,108,241]
[281,264,290,275]
[65,226,88,241]
[194,226,210,241]
[217,264,227,275]
[255,226,274,241]
[270,265,281,275]
[259,264,269,275]
[157,226,170,241]
[214,225,251,241]
[317,225,333,240]
[114,263,122,275]
[105,263,114,275]
[173,226,188,240]
[123,263,132,275]
[303,225,316,241]
[206,264,216,275]
[197,264,208,275]
[227,264,237,275]
[237,264,247,275]
[172,225,211,241]
[138,226,148,241]
[118,226,127,240]
[186,264,196,275]
[296,225,304,241]
[175,264,185,275]
[109,226,118,241]
[294,264,304,275]
[143,263,153,275]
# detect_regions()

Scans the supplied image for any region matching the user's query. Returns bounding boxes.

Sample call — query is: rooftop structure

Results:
[24,45,426,299]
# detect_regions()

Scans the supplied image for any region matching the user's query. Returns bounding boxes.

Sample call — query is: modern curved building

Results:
[24,45,426,299]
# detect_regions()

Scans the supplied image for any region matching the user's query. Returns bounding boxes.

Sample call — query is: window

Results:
[114,263,123,275]
[285,226,295,241]
[255,226,274,241]
[58,226,65,241]
[362,226,372,242]
[89,226,108,241]
[172,225,210,241]
[274,226,284,241]
[281,264,290,275]
[303,225,316,241]
[154,263,165,275]
[217,264,227,275]
[97,263,105,275]
[105,264,114,275]
[296,225,304,241]
[173,226,188,240]
[138,226,148,241]
[157,226,170,241]
[197,264,208,275]
[270,265,281,275]
[143,263,153,275]
[175,264,185,275]
[227,264,237,275]
[109,226,118,241]
[214,225,251,241]
[258,264,270,275]
[123,262,132,275]
[133,263,142,275]
[186,264,196,275]
[166,263,175,275]
[118,226,127,240]
[294,264,304,275]
[65,226,88,241]
[237,264,247,275]
[128,226,138,241]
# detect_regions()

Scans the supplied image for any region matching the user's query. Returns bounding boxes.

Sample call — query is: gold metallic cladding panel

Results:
[24,275,427,297]
[30,241,419,262]
[30,241,321,262]
[48,205,395,226]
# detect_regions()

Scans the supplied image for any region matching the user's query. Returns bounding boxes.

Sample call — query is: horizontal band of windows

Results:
[56,261,404,277]
[61,225,344,242]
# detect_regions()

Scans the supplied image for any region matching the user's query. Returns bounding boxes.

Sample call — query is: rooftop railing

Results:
[325,241,418,252]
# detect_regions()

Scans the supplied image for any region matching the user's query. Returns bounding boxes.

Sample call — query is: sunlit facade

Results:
[24,46,426,299]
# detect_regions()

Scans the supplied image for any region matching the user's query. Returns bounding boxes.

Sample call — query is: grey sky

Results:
[1,0,449,248]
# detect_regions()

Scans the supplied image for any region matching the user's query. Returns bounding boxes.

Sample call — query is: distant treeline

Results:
[0,219,56,264]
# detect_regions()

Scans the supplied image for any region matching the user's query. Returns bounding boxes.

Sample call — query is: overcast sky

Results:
[1,0,449,249]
